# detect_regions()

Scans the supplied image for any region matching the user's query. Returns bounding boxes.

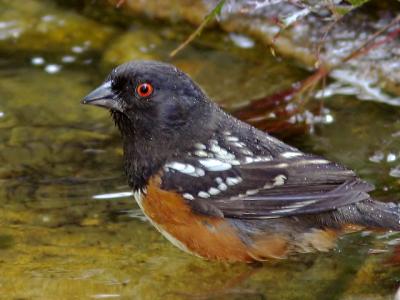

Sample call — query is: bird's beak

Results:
[81,81,123,112]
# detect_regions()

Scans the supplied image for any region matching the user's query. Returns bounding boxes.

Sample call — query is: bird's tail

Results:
[337,199,400,231]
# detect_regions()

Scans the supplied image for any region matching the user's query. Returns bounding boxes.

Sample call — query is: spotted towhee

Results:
[82,61,400,262]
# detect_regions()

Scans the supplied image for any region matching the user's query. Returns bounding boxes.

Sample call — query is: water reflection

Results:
[93,192,133,200]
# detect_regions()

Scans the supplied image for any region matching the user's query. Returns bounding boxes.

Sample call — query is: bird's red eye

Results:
[136,83,153,98]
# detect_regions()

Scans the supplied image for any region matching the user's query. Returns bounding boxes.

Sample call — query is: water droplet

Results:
[44,64,61,74]
[389,165,400,178]
[387,153,397,162]
[229,33,255,49]
[91,294,121,299]
[369,151,384,163]
[72,46,84,53]
[41,15,55,22]
[31,57,45,65]
[61,55,76,63]
[324,114,334,124]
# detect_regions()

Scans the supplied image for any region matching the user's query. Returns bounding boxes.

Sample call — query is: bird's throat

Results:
[122,136,168,191]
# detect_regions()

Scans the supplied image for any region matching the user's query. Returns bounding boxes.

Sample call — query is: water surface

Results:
[1,1,400,299]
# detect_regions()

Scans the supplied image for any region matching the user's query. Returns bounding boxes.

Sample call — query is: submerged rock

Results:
[102,29,164,66]
[0,0,116,54]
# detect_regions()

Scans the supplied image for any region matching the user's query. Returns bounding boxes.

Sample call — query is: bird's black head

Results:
[82,60,219,189]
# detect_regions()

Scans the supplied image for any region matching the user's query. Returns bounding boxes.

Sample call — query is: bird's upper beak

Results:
[81,81,123,112]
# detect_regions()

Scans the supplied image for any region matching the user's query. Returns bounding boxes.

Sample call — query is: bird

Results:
[82,60,400,262]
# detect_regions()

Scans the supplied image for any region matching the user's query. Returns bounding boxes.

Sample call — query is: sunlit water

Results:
[1,1,400,299]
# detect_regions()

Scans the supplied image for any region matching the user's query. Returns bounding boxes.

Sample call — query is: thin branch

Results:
[116,0,125,8]
[341,15,400,63]
[170,0,226,57]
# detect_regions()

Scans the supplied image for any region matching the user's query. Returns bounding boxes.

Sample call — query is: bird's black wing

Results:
[204,157,373,219]
[160,136,374,219]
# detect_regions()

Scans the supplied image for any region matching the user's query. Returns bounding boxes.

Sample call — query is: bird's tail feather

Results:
[336,199,400,231]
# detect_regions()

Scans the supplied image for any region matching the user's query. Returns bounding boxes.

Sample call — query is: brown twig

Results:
[108,0,125,8]
[170,0,226,57]
[315,18,341,68]
[341,15,400,63]
[116,0,125,8]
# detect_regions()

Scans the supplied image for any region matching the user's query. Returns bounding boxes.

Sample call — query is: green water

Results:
[1,1,400,299]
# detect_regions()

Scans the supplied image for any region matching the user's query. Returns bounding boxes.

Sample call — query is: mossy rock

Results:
[0,0,117,54]
[102,29,164,67]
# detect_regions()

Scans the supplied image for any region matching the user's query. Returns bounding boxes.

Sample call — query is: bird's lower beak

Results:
[81,81,122,112]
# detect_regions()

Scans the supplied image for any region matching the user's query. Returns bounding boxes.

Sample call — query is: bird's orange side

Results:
[142,175,255,261]
[141,176,345,261]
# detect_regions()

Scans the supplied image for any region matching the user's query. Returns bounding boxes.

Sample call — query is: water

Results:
[1,1,400,299]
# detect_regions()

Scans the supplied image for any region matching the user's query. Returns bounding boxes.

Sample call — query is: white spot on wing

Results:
[221,152,236,161]
[198,191,210,198]
[210,144,222,153]
[244,157,255,163]
[254,156,272,162]
[244,202,306,217]
[270,207,298,214]
[208,187,220,195]
[194,143,206,150]
[279,199,317,210]
[166,162,204,177]
[245,189,259,195]
[218,183,228,191]
[215,177,223,184]
[241,149,254,156]
[165,162,186,171]
[195,168,205,176]
[183,193,194,200]
[209,139,218,145]
[263,183,272,189]
[281,151,302,158]
[274,163,289,168]
[183,164,195,174]
[273,174,287,186]
[293,159,330,166]
[226,176,243,186]
[226,136,239,142]
[194,150,208,157]
[233,142,246,148]
[198,158,232,171]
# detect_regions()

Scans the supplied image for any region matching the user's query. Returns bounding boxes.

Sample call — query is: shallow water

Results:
[1,1,400,299]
